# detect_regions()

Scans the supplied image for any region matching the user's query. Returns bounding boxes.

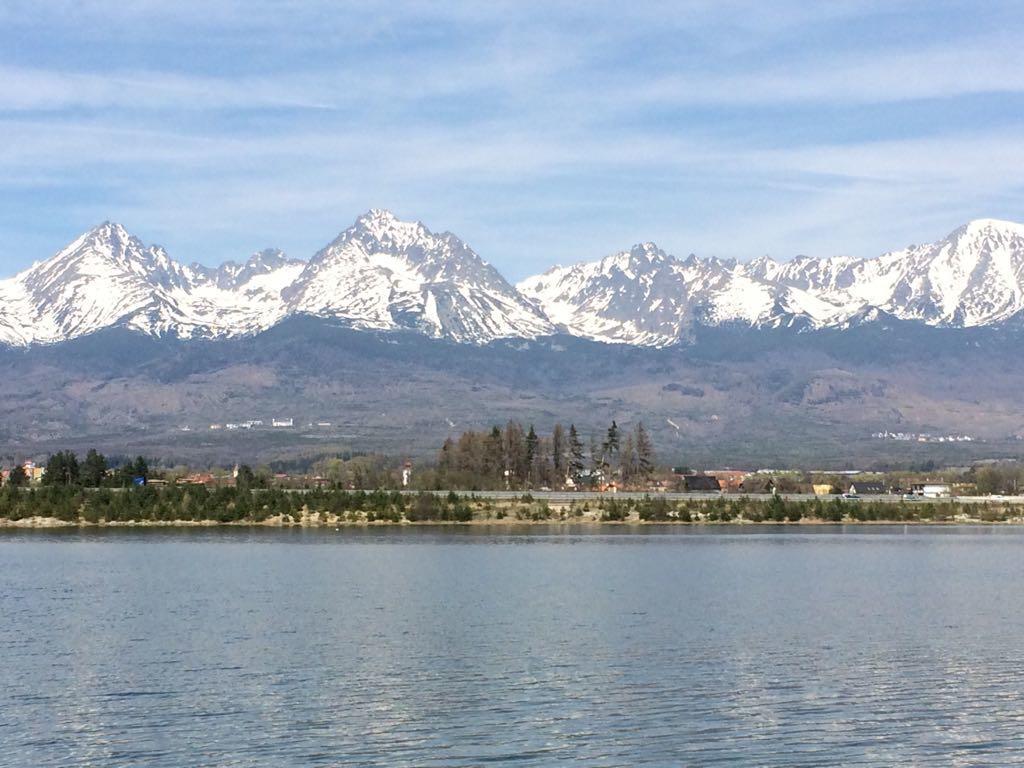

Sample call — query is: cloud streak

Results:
[0,1,1022,278]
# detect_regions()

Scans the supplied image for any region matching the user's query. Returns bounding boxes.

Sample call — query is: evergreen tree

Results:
[567,424,585,482]
[236,464,256,490]
[601,421,620,472]
[525,425,540,486]
[525,425,539,470]
[132,456,149,481]
[43,451,79,486]
[604,420,620,453]
[81,449,108,487]
[7,464,27,487]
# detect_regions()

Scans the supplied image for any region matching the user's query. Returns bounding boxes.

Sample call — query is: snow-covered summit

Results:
[284,209,553,343]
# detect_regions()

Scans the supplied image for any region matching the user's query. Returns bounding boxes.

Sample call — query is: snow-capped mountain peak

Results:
[287,209,554,343]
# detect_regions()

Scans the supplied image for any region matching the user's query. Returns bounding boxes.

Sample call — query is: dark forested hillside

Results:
[1,315,1023,468]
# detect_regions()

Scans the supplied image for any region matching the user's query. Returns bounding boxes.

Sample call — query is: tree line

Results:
[0,485,471,524]
[4,450,151,488]
[1,484,1019,525]
[427,420,655,491]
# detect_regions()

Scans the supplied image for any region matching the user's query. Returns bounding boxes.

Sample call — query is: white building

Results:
[272,418,294,428]
[921,483,952,499]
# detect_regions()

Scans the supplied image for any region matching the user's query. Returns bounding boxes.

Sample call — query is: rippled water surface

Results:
[2,525,1024,766]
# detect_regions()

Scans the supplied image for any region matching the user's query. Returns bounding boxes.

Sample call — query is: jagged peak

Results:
[246,247,297,268]
[348,208,429,245]
[948,218,1024,242]
[85,220,131,239]
[746,254,778,272]
[628,242,669,262]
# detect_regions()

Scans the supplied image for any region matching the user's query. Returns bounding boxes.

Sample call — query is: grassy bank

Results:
[2,486,1024,526]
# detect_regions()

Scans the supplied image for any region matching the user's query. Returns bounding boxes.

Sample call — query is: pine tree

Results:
[7,463,27,487]
[525,425,539,486]
[567,424,585,481]
[236,464,256,490]
[601,420,620,471]
[132,456,149,481]
[81,449,108,487]
[43,451,79,486]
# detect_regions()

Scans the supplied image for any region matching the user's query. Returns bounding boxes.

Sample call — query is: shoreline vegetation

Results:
[2,487,1024,528]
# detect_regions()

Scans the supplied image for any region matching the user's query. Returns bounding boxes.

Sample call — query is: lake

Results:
[2,525,1024,766]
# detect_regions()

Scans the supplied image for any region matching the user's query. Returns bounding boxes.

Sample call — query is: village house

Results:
[681,474,722,492]
[910,483,953,498]
[848,480,887,495]
[706,470,748,493]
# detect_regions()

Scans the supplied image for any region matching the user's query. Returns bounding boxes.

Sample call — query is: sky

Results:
[1,0,1023,280]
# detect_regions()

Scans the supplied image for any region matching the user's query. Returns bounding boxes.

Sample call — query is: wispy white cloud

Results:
[0,0,1022,278]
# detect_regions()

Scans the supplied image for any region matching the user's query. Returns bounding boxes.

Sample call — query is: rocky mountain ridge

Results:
[2,211,1023,347]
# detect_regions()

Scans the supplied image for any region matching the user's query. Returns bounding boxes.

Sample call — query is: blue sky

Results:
[2,1,1023,280]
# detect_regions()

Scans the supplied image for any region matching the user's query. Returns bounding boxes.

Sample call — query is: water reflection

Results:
[1,527,1023,765]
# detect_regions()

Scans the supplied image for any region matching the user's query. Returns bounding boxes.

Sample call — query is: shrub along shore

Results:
[1,485,1023,526]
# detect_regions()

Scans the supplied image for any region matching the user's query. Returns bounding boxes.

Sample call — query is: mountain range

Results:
[2,209,1024,467]
[2,209,1024,348]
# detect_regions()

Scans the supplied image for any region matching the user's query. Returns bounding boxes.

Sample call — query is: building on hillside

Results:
[812,484,835,496]
[706,470,748,492]
[272,418,294,428]
[682,474,722,492]
[849,481,886,495]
